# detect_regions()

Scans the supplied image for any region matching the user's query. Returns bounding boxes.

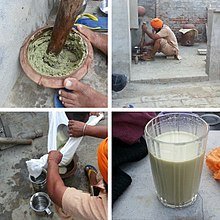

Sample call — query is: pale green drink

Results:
[145,113,209,208]
[150,131,204,207]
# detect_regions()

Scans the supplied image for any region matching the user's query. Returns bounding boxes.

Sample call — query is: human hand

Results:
[48,150,63,164]
[89,112,105,120]
[89,112,101,117]
[68,120,86,137]
[142,22,148,33]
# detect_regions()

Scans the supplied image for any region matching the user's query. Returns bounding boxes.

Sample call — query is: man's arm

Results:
[142,23,161,41]
[68,120,107,139]
[84,125,107,139]
[47,151,67,208]
[144,40,155,46]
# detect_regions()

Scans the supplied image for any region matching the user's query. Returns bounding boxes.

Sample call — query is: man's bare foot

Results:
[140,53,154,61]
[58,78,107,108]
[77,25,108,55]
[86,168,98,186]
[84,165,100,196]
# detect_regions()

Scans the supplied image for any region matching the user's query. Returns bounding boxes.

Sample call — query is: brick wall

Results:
[138,0,156,18]
[138,0,219,42]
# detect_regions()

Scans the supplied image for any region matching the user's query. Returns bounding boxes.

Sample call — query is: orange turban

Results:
[98,138,108,183]
[150,18,163,29]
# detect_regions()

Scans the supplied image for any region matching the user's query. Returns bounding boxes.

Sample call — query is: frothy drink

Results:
[149,131,205,206]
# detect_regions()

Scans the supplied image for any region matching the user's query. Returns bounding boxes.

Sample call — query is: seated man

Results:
[47,138,108,220]
[140,18,180,61]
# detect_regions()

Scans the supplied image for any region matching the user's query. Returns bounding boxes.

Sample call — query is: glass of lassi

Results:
[145,113,209,208]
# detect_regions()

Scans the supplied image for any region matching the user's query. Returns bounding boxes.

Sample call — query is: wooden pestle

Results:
[0,137,33,150]
[47,0,84,55]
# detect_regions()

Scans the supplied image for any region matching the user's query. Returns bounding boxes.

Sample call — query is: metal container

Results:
[132,46,141,55]
[78,0,87,15]
[100,0,108,14]
[200,114,220,126]
[29,169,47,192]
[30,192,52,216]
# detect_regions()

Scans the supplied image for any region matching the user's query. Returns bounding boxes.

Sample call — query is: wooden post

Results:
[47,0,83,55]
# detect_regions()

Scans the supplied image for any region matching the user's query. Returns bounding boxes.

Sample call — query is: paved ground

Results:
[112,44,220,108]
[0,112,107,220]
[131,43,207,83]
[113,129,220,220]
[3,0,107,108]
[113,80,220,108]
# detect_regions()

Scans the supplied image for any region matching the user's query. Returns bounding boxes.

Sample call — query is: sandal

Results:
[54,88,72,108]
[84,165,100,196]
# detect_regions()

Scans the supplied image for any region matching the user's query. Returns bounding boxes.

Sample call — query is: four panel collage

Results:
[1,0,220,219]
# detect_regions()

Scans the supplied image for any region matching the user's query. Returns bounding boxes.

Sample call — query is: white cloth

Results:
[179,28,198,37]
[26,112,104,178]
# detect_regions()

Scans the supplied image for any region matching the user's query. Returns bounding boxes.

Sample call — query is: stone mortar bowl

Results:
[20,26,93,88]
[60,154,78,179]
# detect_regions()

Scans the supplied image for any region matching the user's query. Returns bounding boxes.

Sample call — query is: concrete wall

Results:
[138,0,219,42]
[112,0,131,78]
[206,8,220,80]
[0,0,57,106]
[130,0,139,29]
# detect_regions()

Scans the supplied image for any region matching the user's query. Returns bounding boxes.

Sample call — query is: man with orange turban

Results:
[140,18,180,61]
[46,138,108,220]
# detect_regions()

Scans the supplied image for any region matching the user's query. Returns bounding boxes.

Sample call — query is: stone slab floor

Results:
[113,130,220,220]
[0,112,107,220]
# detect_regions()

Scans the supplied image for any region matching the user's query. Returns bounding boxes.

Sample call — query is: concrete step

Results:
[112,80,220,108]
[130,70,208,84]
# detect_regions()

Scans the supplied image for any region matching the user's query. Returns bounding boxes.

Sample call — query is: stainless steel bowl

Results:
[78,0,87,15]
[100,0,108,15]
[200,114,220,126]
[29,169,47,192]
[132,46,141,55]
[30,192,52,216]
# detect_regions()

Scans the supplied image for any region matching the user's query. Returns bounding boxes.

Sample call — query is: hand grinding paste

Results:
[28,30,88,77]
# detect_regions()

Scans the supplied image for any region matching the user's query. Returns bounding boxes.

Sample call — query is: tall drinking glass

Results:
[145,113,209,208]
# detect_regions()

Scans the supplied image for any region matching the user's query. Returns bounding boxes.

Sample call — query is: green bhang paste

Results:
[28,30,88,77]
